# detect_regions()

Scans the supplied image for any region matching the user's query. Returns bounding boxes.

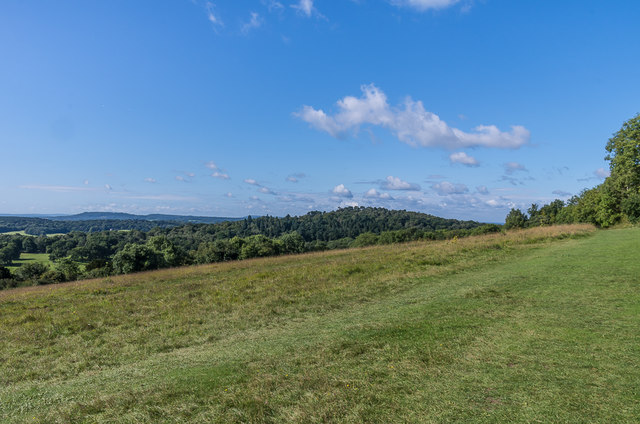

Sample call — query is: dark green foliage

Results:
[112,244,162,274]
[504,209,528,229]
[56,258,81,281]
[621,192,640,223]
[240,235,279,259]
[14,262,49,282]
[278,232,305,254]
[605,113,640,197]
[352,232,379,247]
[0,266,11,280]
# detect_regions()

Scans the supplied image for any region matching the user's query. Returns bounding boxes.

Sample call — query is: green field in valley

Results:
[1,225,639,423]
[6,253,52,273]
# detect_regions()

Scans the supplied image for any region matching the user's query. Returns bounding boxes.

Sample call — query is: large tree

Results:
[600,113,640,224]
[605,113,640,196]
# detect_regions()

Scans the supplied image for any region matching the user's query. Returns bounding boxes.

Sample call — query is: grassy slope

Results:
[1,225,638,423]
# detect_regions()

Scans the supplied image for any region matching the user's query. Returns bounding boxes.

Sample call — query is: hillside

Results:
[2,225,639,422]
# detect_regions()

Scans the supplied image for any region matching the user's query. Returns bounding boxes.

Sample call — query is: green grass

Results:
[6,253,52,272]
[0,230,28,236]
[1,225,639,423]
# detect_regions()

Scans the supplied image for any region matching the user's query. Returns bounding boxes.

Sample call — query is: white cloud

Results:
[449,151,479,166]
[242,12,263,34]
[595,167,610,179]
[291,0,315,17]
[205,161,218,170]
[211,171,230,180]
[244,178,260,186]
[332,184,353,198]
[476,185,489,195]
[225,192,233,197]
[381,175,421,191]
[431,181,469,195]
[365,188,379,198]
[176,176,187,182]
[365,188,393,199]
[144,178,157,183]
[83,179,89,185]
[392,0,461,11]
[105,184,113,191]
[297,85,529,149]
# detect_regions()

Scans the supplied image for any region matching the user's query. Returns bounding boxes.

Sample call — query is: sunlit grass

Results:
[4,224,639,422]
[6,252,52,272]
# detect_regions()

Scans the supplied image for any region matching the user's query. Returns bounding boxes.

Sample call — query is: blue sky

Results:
[1,0,639,222]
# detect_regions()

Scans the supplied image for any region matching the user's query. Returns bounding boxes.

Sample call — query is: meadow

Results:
[1,224,639,423]
[6,253,52,273]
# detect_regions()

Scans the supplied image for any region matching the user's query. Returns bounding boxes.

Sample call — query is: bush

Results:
[15,262,49,282]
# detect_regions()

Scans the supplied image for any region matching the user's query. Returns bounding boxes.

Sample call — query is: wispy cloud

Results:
[381,176,421,191]
[144,178,157,184]
[286,172,306,183]
[20,184,102,193]
[594,167,610,179]
[264,0,285,12]
[504,161,527,175]
[244,178,260,186]
[296,84,529,149]
[291,0,315,17]
[211,171,230,180]
[242,12,263,34]
[123,194,198,201]
[577,167,610,182]
[431,181,469,195]
[552,190,572,197]
[205,2,224,28]
[259,186,278,195]
[391,0,461,12]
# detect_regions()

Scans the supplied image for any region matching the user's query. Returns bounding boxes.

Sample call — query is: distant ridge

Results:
[46,212,244,224]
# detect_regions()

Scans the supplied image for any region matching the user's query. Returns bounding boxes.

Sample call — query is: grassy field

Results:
[1,225,639,423]
[6,252,52,272]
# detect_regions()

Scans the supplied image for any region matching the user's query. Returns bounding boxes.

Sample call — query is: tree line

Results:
[505,113,640,229]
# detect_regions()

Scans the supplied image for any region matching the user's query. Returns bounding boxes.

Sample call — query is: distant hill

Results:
[0,213,244,235]
[47,212,243,224]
